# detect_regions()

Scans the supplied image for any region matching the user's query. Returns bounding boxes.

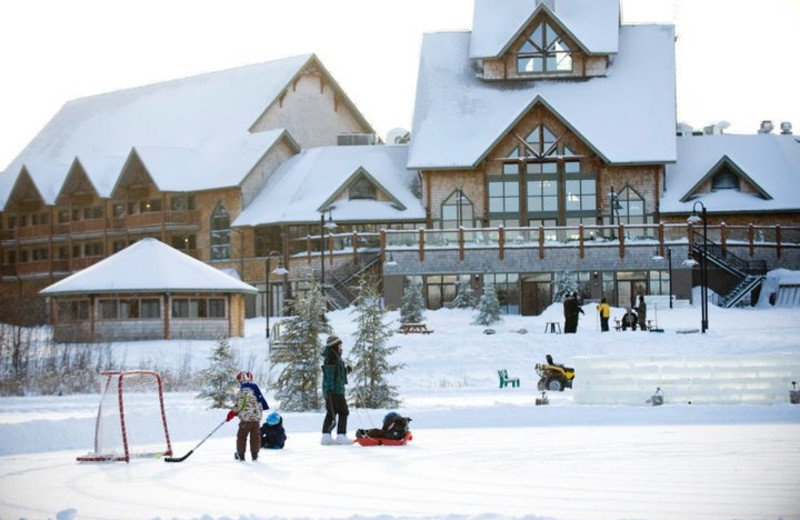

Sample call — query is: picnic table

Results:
[398,323,433,334]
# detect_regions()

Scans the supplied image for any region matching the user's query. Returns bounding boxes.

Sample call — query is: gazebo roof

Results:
[40,238,257,296]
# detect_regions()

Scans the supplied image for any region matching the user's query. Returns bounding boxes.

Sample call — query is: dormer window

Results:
[349,176,377,200]
[517,21,572,74]
[711,168,740,191]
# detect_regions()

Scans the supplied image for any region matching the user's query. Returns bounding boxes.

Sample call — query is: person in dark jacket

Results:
[321,335,351,445]
[226,369,269,461]
[564,292,585,333]
[260,411,287,449]
[356,411,412,440]
[636,294,648,331]
[621,307,638,331]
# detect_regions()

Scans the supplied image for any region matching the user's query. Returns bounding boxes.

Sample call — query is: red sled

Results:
[354,431,413,446]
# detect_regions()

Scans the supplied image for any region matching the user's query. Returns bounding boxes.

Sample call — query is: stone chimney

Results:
[758,120,774,134]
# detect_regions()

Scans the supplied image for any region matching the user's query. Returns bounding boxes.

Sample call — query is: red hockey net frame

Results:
[77,370,173,463]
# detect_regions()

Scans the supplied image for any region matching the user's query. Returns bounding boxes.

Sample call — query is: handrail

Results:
[693,232,767,276]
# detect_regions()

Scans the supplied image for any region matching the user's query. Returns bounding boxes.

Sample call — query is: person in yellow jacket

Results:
[596,297,610,332]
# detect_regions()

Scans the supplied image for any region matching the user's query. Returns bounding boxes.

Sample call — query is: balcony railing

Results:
[287,223,800,264]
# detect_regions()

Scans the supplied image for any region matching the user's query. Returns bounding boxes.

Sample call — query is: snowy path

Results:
[1,413,798,520]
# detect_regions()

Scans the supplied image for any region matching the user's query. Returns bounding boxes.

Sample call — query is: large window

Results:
[97,298,161,320]
[488,124,595,233]
[485,273,519,315]
[172,298,226,319]
[516,20,572,74]
[210,203,231,260]
[57,300,89,321]
[349,176,377,200]
[441,190,475,229]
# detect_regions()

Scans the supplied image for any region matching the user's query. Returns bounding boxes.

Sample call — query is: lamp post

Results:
[608,186,622,239]
[265,251,289,339]
[687,201,708,333]
[319,208,337,297]
[652,247,674,309]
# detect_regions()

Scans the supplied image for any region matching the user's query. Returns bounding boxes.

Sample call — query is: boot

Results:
[336,433,351,445]
[235,452,245,461]
[320,433,335,445]
[251,451,258,461]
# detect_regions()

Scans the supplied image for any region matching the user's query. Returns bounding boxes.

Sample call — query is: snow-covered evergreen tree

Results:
[348,275,403,409]
[452,278,477,309]
[269,283,331,411]
[473,284,502,326]
[196,335,239,409]
[400,279,425,324]
[552,270,578,303]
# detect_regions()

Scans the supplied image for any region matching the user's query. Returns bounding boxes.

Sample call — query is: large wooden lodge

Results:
[1,0,798,337]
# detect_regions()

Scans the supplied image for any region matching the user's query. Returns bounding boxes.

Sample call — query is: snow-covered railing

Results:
[572,354,800,405]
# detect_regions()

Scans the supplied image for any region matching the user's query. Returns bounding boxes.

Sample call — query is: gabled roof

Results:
[469,0,620,59]
[661,134,800,214]
[409,25,676,169]
[678,155,771,203]
[0,54,352,207]
[9,163,70,205]
[40,238,257,296]
[234,145,424,226]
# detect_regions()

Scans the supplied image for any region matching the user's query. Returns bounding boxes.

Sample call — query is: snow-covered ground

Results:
[1,299,799,520]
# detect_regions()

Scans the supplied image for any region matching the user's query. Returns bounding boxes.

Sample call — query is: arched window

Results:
[616,186,646,226]
[516,20,572,74]
[441,189,474,229]
[210,203,231,260]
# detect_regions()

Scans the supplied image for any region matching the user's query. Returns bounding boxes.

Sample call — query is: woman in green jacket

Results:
[321,335,351,445]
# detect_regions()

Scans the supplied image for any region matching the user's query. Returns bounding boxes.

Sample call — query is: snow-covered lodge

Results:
[1,0,799,337]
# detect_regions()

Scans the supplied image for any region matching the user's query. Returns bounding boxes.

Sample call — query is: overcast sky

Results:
[1,0,798,171]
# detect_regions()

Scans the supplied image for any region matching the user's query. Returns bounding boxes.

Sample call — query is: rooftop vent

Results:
[703,121,730,135]
[676,122,694,136]
[758,120,774,134]
[338,133,377,146]
[780,122,793,135]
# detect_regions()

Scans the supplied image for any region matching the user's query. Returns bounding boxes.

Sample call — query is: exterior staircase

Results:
[691,233,766,308]
[323,253,382,310]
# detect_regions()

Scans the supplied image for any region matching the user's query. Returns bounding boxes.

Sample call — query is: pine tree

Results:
[473,284,502,325]
[552,270,578,303]
[269,283,331,411]
[348,275,403,409]
[400,278,425,324]
[452,278,478,309]
[196,335,239,409]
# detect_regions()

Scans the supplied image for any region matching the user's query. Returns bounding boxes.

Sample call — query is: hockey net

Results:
[77,370,173,462]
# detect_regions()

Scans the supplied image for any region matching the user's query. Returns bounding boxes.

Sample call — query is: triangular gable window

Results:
[516,20,572,74]
[349,175,377,200]
[711,168,740,191]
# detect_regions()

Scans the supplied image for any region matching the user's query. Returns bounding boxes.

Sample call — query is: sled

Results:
[354,431,413,446]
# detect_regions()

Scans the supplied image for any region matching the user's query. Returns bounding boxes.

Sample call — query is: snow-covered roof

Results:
[234,145,424,226]
[40,238,257,296]
[0,55,318,206]
[661,134,800,214]
[470,0,620,58]
[409,25,676,169]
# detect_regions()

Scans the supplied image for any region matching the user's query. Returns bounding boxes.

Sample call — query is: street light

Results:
[265,251,289,339]
[320,208,337,297]
[652,246,673,309]
[686,201,708,333]
[608,186,622,239]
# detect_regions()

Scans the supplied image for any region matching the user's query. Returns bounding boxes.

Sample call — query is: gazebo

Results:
[40,238,257,342]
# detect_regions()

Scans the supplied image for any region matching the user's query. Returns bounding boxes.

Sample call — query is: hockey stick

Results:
[164,419,227,463]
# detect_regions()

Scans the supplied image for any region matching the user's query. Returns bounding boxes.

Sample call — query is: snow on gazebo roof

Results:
[40,238,257,296]
[409,25,676,169]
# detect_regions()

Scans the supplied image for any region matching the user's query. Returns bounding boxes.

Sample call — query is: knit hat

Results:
[326,335,342,348]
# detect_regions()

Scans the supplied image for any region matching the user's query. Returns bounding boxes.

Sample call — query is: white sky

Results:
[0,0,798,171]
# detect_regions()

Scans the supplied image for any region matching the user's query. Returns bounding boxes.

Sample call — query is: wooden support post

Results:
[498,226,505,261]
[748,224,754,257]
[419,229,425,262]
[458,227,464,261]
[579,225,584,259]
[538,226,544,260]
[776,225,782,259]
[380,230,386,263]
[618,225,625,259]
